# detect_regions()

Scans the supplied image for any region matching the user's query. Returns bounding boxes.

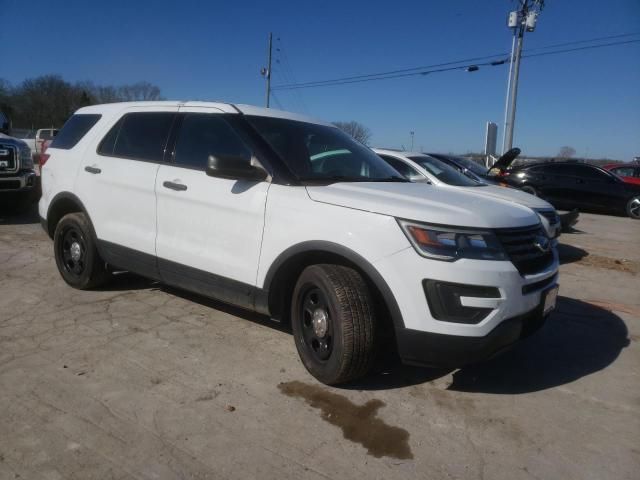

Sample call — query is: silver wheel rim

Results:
[630,197,640,218]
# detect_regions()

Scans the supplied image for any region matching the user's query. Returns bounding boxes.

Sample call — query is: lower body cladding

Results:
[376,246,559,368]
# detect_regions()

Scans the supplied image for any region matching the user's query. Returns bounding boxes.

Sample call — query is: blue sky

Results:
[1,0,639,159]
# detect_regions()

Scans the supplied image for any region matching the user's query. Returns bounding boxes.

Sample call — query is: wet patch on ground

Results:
[278,381,413,460]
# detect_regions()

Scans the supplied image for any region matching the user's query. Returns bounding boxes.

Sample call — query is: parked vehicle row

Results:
[374,148,562,238]
[40,102,559,385]
[502,162,640,220]
[390,146,639,221]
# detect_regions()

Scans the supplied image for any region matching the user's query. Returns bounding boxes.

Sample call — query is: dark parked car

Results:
[503,162,640,219]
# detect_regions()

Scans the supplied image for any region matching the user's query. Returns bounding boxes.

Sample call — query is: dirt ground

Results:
[1,206,638,479]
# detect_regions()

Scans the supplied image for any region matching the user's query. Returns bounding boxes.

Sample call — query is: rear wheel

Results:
[54,212,110,289]
[627,196,640,220]
[291,264,376,385]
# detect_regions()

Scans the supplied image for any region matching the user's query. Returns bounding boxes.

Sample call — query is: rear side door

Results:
[154,108,270,307]
[75,107,178,278]
[533,164,584,208]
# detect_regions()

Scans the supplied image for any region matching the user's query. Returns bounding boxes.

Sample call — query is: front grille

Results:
[0,144,18,173]
[537,209,559,225]
[495,224,554,276]
[0,180,21,190]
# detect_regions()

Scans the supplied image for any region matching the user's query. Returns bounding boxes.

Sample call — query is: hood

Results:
[463,184,553,210]
[0,133,29,149]
[306,182,540,229]
[488,147,521,173]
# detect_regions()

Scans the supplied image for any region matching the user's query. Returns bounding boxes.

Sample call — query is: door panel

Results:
[75,106,178,265]
[155,108,270,301]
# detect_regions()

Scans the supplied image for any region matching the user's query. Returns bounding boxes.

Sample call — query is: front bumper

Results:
[375,246,559,335]
[373,244,559,365]
[396,302,549,367]
[0,171,37,192]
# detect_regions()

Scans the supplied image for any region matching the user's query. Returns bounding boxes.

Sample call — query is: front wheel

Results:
[54,212,110,289]
[291,264,376,385]
[627,196,640,220]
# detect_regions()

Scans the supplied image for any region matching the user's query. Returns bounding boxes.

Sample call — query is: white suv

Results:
[39,102,559,385]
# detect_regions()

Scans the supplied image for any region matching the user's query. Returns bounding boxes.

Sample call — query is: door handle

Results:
[84,166,101,174]
[163,180,188,191]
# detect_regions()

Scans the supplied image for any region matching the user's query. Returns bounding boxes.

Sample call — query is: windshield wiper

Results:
[299,175,410,184]
[367,176,410,182]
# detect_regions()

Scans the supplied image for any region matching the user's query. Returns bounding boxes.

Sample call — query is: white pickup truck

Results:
[13,128,59,160]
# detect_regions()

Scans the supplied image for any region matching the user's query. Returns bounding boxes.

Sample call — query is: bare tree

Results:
[117,82,162,101]
[332,121,372,145]
[1,75,164,128]
[557,146,576,159]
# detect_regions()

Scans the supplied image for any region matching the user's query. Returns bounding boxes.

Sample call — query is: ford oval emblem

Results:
[533,235,550,253]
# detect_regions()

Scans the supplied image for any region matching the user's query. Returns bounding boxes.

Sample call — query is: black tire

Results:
[291,264,376,385]
[521,185,538,196]
[627,196,640,220]
[53,212,110,289]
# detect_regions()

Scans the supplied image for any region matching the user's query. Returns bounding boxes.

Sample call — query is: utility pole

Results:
[502,1,544,154]
[410,131,415,151]
[261,33,273,108]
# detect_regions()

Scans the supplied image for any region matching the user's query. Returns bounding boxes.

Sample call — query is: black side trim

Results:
[263,241,405,330]
[97,240,161,281]
[157,257,259,311]
[96,240,266,312]
[45,191,92,239]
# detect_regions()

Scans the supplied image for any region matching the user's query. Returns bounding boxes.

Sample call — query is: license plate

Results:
[543,286,559,315]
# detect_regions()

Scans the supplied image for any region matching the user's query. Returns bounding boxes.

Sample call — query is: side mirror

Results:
[206,154,268,181]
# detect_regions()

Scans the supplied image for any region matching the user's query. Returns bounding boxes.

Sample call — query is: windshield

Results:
[409,156,485,187]
[246,116,406,183]
[432,153,487,176]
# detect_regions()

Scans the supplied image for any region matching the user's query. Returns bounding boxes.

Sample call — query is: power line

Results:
[525,31,640,52]
[272,32,640,91]
[274,38,310,114]
[523,38,640,59]
[270,91,285,110]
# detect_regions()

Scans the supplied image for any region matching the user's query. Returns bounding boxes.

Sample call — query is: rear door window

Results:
[173,113,251,170]
[99,112,175,162]
[50,114,101,150]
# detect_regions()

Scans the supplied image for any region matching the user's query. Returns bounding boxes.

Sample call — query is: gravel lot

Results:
[0,206,638,479]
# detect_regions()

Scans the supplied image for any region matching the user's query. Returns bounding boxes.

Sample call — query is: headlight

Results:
[20,148,33,170]
[398,219,508,261]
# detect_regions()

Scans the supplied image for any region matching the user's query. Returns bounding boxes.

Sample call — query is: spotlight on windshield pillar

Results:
[466,65,479,72]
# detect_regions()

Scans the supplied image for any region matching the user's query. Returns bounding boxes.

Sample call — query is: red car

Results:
[603,163,640,186]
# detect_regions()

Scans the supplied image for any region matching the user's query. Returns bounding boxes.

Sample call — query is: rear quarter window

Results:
[50,114,102,149]
[98,112,175,162]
